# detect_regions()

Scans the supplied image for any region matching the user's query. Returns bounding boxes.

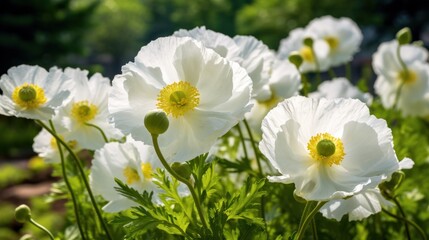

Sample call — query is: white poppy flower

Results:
[32,128,79,163]
[89,139,163,212]
[373,40,429,117]
[233,35,274,99]
[306,16,363,67]
[0,65,72,120]
[259,96,401,201]
[173,26,242,62]
[109,36,252,162]
[174,27,272,99]
[320,158,414,221]
[246,58,301,136]
[309,78,372,106]
[53,68,123,150]
[277,28,330,73]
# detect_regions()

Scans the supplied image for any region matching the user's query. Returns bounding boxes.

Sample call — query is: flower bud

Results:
[288,52,303,69]
[144,110,169,135]
[303,37,314,47]
[396,27,412,45]
[171,162,192,180]
[15,204,31,223]
[379,171,405,199]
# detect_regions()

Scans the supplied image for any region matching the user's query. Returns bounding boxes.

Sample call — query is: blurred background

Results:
[1,0,429,238]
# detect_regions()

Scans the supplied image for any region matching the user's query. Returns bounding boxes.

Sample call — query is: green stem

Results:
[310,47,322,85]
[311,218,318,240]
[345,63,352,81]
[36,120,113,240]
[393,197,411,240]
[29,218,55,240]
[242,119,263,177]
[151,134,209,230]
[396,44,409,76]
[85,122,109,143]
[235,124,249,162]
[295,201,325,240]
[301,73,309,97]
[48,121,87,240]
[392,83,404,111]
[383,209,427,240]
[242,119,268,238]
[328,68,337,79]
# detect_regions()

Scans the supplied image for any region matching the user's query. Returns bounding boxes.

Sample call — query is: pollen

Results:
[307,133,345,166]
[398,69,417,84]
[141,162,153,180]
[156,81,200,118]
[12,83,47,109]
[324,36,339,52]
[71,101,98,123]
[299,46,315,63]
[123,166,140,185]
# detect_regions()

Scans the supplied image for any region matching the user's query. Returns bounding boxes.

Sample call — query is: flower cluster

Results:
[2,15,426,240]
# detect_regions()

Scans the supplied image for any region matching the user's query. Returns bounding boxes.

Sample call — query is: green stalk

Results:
[48,120,87,240]
[242,119,263,177]
[29,218,55,240]
[242,119,268,238]
[235,124,250,162]
[295,201,326,240]
[85,122,109,143]
[150,134,209,231]
[383,209,427,240]
[393,197,411,240]
[36,120,113,240]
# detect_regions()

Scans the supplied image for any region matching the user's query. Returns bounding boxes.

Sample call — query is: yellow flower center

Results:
[260,94,280,109]
[123,166,140,185]
[307,133,345,166]
[141,162,153,180]
[299,46,315,63]
[324,36,339,52]
[12,83,47,109]
[398,69,417,84]
[123,163,153,184]
[50,136,77,150]
[71,101,98,123]
[156,81,200,118]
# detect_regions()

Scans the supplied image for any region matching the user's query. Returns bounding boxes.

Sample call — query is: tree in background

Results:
[0,0,99,75]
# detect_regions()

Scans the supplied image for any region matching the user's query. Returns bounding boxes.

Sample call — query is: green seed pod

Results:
[144,110,169,135]
[15,204,31,223]
[396,27,412,45]
[289,52,303,69]
[303,37,314,47]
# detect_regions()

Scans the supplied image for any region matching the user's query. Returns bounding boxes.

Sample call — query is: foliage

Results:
[0,0,99,74]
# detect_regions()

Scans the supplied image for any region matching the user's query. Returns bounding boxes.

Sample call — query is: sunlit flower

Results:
[277,28,330,73]
[373,40,429,117]
[54,68,123,150]
[32,128,79,163]
[174,26,242,62]
[89,139,163,212]
[309,78,372,105]
[246,59,301,136]
[260,96,401,201]
[320,158,414,221]
[109,36,252,162]
[174,27,272,99]
[0,65,72,120]
[233,35,274,99]
[306,16,363,67]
